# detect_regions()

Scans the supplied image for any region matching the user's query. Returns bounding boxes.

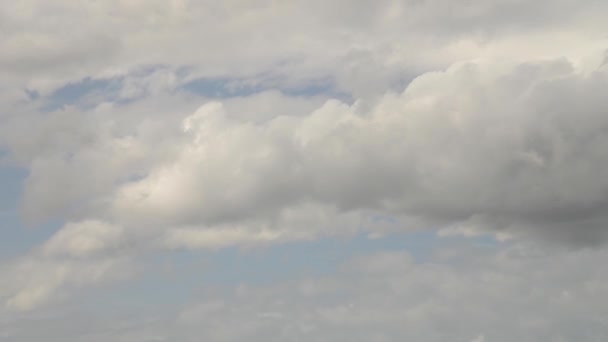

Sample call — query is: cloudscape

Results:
[1,1,608,341]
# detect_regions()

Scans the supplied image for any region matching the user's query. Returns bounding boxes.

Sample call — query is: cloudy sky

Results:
[1,0,608,341]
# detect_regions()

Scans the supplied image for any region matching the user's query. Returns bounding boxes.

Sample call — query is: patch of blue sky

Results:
[181,76,353,102]
[40,77,124,112]
[0,164,23,213]
[0,212,63,259]
[193,231,439,284]
[282,81,353,103]
[0,148,13,166]
[0,165,62,258]
[180,78,250,97]
[38,65,169,111]
[82,229,502,313]
[24,88,40,101]
[37,64,354,113]
[84,229,496,309]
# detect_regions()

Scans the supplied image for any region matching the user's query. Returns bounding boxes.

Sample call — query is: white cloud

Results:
[0,255,132,311]
[84,57,608,246]
[3,56,608,252]
[0,221,132,312]
[41,221,125,258]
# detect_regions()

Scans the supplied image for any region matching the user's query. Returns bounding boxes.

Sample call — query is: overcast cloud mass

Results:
[1,0,607,340]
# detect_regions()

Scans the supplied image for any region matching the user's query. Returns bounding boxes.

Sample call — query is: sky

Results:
[1,0,608,341]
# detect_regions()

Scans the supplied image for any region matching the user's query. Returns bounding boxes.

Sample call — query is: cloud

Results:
[3,56,607,252]
[82,57,606,246]
[131,243,608,341]
[1,0,608,316]
[1,57,605,314]
[0,222,131,311]
[0,255,132,311]
[41,221,125,258]
[1,0,606,96]
[3,241,607,341]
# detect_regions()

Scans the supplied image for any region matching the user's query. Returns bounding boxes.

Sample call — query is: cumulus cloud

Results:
[14,56,606,248]
[1,57,606,313]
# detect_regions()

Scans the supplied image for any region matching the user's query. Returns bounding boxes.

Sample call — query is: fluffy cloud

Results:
[2,56,607,312]
[12,56,607,249]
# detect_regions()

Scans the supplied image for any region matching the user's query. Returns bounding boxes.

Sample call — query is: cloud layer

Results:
[1,0,606,96]
[3,241,608,341]
[1,1,607,338]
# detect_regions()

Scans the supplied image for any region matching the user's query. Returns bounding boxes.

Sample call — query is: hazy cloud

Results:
[3,241,607,341]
